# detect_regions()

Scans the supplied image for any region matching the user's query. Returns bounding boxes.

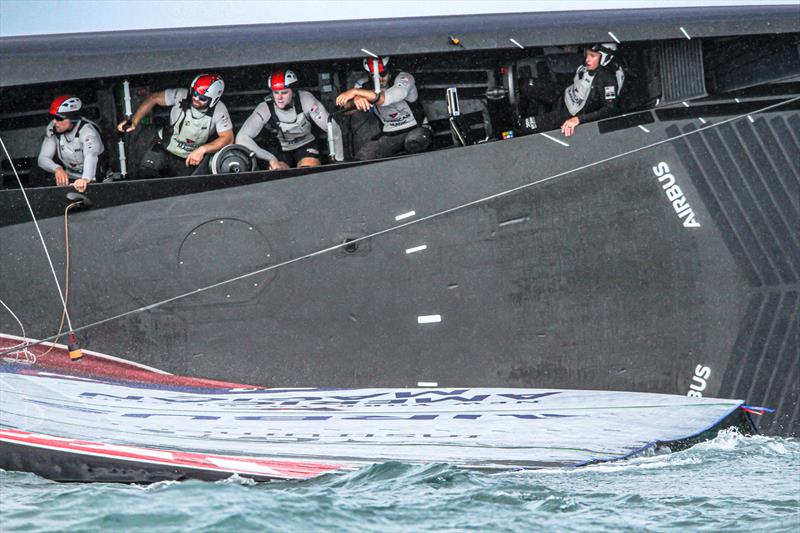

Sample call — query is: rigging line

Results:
[2,95,798,357]
[41,202,80,357]
[0,137,75,333]
[0,297,28,347]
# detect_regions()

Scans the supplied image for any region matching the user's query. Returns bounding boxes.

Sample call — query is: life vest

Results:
[358,73,426,133]
[564,64,625,116]
[262,91,317,151]
[51,119,104,178]
[164,97,214,158]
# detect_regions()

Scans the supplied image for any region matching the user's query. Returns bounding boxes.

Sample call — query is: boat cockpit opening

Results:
[1,31,798,191]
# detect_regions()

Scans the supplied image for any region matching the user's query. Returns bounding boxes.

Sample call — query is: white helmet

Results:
[49,95,82,119]
[190,74,225,108]
[588,43,617,67]
[363,56,390,75]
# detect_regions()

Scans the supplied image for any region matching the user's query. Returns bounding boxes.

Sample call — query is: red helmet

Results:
[363,56,390,75]
[268,70,298,91]
[49,95,82,119]
[190,74,225,107]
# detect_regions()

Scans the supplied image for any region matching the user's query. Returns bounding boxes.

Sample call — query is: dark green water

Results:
[2,430,798,532]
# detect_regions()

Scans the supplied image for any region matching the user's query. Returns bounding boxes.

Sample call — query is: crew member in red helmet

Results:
[118,74,233,178]
[336,56,431,161]
[37,95,105,192]
[236,69,343,170]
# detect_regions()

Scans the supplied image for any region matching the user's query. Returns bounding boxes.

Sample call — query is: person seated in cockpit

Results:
[336,56,431,161]
[519,43,625,137]
[117,73,233,178]
[37,95,104,192]
[236,69,343,170]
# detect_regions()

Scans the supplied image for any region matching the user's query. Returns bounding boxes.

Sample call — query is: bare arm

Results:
[202,129,234,155]
[336,88,383,110]
[118,91,167,132]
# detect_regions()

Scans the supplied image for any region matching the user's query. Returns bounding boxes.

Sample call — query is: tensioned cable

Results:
[2,95,798,357]
[0,137,75,333]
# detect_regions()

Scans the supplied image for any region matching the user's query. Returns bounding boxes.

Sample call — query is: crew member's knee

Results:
[138,150,163,179]
[297,157,321,168]
[355,141,381,161]
[404,127,431,154]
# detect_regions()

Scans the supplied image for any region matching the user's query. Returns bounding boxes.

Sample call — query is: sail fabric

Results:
[0,365,743,472]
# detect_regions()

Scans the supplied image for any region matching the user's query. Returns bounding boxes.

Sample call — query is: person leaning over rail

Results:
[236,69,343,170]
[336,56,431,161]
[117,74,233,178]
[37,95,105,192]
[519,43,625,137]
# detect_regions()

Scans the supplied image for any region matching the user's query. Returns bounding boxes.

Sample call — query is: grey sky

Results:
[1,0,794,37]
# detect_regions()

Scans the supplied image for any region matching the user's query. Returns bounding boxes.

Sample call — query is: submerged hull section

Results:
[0,359,750,482]
[1,98,798,436]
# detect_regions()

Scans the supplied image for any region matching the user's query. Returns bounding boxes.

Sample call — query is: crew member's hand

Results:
[353,95,373,112]
[335,90,356,107]
[54,167,70,187]
[268,159,290,171]
[185,146,207,166]
[117,119,136,133]
[72,178,89,192]
[561,116,580,137]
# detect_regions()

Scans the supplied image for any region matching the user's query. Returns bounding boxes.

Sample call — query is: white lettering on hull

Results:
[687,364,712,397]
[652,162,701,228]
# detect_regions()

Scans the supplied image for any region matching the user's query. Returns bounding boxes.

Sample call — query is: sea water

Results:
[1,430,798,532]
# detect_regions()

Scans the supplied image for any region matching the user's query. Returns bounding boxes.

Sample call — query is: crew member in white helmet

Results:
[37,95,105,192]
[236,69,343,170]
[117,74,233,178]
[336,56,431,160]
[520,43,625,137]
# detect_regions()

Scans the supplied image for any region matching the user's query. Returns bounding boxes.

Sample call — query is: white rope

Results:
[0,297,35,364]
[2,95,798,356]
[0,137,75,333]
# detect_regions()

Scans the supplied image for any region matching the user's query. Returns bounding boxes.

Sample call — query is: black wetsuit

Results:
[521,63,624,133]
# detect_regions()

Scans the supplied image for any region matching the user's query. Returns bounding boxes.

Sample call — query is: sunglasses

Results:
[52,114,69,121]
[191,89,211,102]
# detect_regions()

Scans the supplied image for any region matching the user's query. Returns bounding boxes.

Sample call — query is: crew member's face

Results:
[273,88,293,109]
[191,89,211,110]
[585,49,601,71]
[52,116,72,133]
[379,73,390,89]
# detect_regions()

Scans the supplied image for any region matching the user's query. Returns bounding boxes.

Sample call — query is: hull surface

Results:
[1,97,798,436]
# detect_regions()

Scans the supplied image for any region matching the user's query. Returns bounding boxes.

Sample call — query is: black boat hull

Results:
[1,101,797,436]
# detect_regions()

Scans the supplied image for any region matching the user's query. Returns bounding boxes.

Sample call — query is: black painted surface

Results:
[1,100,798,436]
[1,6,798,87]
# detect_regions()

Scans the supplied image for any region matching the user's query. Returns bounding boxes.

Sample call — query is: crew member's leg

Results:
[138,142,167,179]
[355,132,406,161]
[522,98,572,133]
[295,141,322,168]
[190,155,212,176]
[519,78,562,116]
[402,127,432,154]
[166,153,195,178]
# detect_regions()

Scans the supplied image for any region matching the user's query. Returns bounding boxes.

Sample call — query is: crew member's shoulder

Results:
[393,72,415,87]
[297,90,321,105]
[164,87,188,106]
[78,120,102,138]
[44,120,56,137]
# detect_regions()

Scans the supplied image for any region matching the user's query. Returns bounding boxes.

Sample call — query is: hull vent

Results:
[659,39,707,104]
